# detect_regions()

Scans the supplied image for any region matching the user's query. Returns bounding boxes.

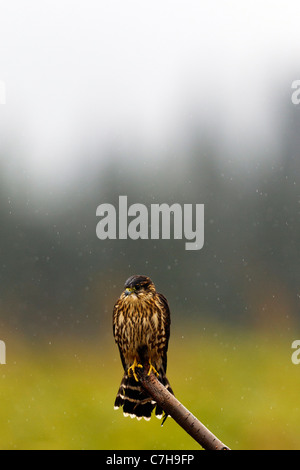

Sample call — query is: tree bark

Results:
[137,369,231,450]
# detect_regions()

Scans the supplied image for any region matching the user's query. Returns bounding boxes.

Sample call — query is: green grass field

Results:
[0,323,299,450]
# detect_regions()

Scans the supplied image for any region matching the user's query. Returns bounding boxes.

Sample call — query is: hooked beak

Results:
[124,288,133,296]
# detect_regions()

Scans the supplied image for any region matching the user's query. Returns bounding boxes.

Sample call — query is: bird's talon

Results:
[128,359,143,382]
[147,362,159,377]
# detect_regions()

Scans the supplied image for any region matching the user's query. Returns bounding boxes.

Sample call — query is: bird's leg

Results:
[147,359,159,377]
[127,357,143,382]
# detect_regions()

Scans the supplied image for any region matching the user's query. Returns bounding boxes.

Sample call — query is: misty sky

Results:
[0,0,299,185]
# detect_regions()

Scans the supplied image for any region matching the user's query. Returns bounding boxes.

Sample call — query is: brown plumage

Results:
[113,275,173,421]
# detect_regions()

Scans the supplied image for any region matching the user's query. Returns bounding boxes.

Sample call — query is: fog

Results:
[0,0,299,338]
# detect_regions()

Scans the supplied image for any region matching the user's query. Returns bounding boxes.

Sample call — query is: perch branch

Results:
[137,368,231,450]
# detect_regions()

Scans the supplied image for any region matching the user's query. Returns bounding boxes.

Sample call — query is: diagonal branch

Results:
[137,368,231,450]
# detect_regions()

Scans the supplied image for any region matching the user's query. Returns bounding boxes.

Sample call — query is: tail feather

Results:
[114,369,174,422]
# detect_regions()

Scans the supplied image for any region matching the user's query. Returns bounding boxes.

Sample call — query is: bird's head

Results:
[123,275,156,300]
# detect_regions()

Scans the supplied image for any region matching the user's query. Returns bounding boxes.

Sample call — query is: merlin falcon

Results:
[113,275,174,421]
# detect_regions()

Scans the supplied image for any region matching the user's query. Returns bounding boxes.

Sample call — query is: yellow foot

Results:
[127,358,143,382]
[147,360,159,377]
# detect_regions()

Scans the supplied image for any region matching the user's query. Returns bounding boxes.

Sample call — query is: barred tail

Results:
[114,369,174,422]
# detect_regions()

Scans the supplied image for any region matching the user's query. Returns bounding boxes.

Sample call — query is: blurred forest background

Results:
[0,0,300,450]
[1,97,299,338]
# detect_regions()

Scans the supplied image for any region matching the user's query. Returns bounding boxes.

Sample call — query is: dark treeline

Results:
[0,102,299,339]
